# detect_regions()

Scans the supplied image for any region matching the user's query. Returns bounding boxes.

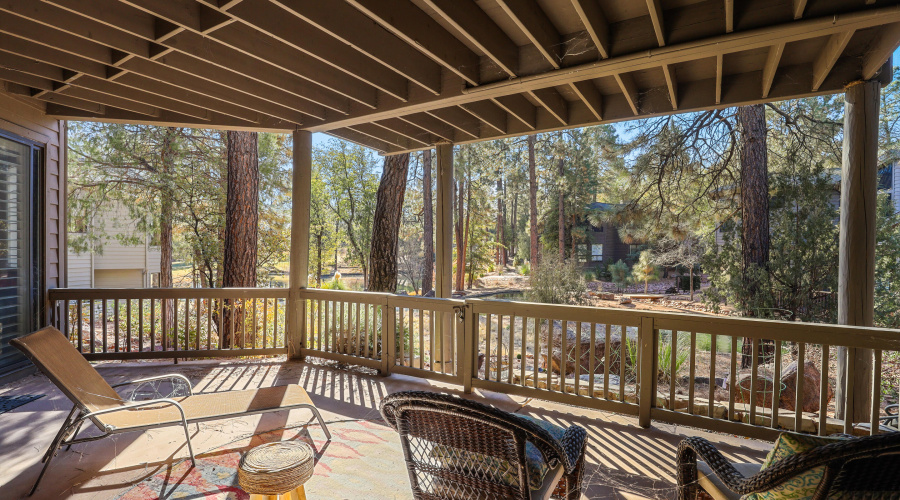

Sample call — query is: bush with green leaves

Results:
[632,250,660,293]
[608,260,630,292]
[525,255,587,305]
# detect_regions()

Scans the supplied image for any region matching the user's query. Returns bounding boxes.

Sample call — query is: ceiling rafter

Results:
[426,107,481,140]
[344,0,480,86]
[420,0,518,78]
[375,118,437,148]
[529,87,568,126]
[793,0,808,20]
[614,73,640,115]
[268,0,443,95]
[661,64,677,110]
[862,23,900,80]
[569,80,602,120]
[725,0,734,33]
[460,100,508,135]
[44,102,277,130]
[812,30,855,91]
[398,113,457,142]
[570,0,610,59]
[646,0,665,46]
[715,53,723,104]
[494,0,561,69]
[328,128,398,154]
[762,43,784,99]
[493,94,538,130]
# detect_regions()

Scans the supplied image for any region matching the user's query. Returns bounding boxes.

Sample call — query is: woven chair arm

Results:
[559,425,588,474]
[677,436,750,499]
[112,374,194,394]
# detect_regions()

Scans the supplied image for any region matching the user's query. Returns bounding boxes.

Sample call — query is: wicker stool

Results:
[238,442,315,500]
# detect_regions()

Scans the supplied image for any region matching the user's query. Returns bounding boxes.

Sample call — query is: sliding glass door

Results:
[0,131,42,376]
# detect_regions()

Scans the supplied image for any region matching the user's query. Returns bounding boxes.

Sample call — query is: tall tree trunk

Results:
[738,104,772,368]
[455,178,466,291]
[369,153,410,292]
[528,134,539,266]
[160,127,176,348]
[422,149,434,294]
[223,131,259,348]
[558,157,565,260]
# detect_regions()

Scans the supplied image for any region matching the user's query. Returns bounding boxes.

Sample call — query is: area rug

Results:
[113,419,412,499]
[0,394,44,414]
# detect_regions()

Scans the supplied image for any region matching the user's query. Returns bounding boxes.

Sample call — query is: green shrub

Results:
[677,275,701,291]
[518,261,531,276]
[322,274,347,290]
[608,260,630,291]
[525,255,587,305]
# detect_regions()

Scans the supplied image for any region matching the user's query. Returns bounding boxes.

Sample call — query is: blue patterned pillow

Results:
[741,433,846,500]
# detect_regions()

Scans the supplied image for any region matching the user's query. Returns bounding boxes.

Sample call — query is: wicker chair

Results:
[676,432,900,499]
[380,391,587,500]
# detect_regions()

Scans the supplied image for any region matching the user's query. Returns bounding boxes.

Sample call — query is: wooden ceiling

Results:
[1,0,899,154]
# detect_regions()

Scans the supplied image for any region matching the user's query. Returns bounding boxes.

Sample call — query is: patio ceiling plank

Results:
[646,0,666,46]
[268,0,443,95]
[211,0,408,101]
[570,0,611,59]
[56,86,160,117]
[38,94,107,114]
[344,0,481,86]
[43,102,281,130]
[420,0,519,78]
[494,0,561,69]
[116,0,375,110]
[812,30,855,91]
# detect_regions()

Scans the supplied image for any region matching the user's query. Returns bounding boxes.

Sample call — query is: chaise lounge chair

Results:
[11,327,331,497]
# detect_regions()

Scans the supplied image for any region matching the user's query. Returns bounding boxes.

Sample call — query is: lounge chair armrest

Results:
[112,374,194,395]
[79,398,190,431]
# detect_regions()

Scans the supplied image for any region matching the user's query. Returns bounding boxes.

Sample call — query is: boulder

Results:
[597,292,616,300]
[538,320,633,376]
[736,373,776,408]
[779,360,832,412]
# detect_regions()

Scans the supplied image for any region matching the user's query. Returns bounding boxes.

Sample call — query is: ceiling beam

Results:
[44,102,282,130]
[614,73,640,115]
[327,128,397,154]
[375,118,435,148]
[460,100,508,134]
[762,43,784,98]
[812,30,855,91]
[646,0,665,46]
[715,53,723,104]
[725,0,734,33]
[217,0,408,101]
[344,0,480,86]
[398,113,457,142]
[494,0,561,69]
[793,0,808,20]
[39,92,108,114]
[493,94,537,130]
[348,123,416,150]
[662,64,678,110]
[529,88,568,125]
[862,22,900,80]
[570,0,610,59]
[269,0,443,95]
[426,107,481,140]
[569,80,603,120]
[420,0,518,78]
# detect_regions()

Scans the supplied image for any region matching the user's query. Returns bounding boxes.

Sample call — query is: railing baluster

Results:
[845,348,856,435]
[195,297,201,350]
[150,298,156,352]
[708,333,717,418]
[574,321,582,395]
[398,306,404,366]
[408,305,415,367]
[750,337,759,425]
[76,300,83,353]
[689,332,697,414]
[207,298,212,350]
[588,323,597,397]
[366,302,372,359]
[532,317,539,390]
[415,306,421,369]
[217,298,224,349]
[174,297,180,354]
[871,349,882,435]
[772,340,782,429]
[545,319,553,392]
[184,297,190,351]
[819,344,830,436]
[729,336,737,421]
[520,317,529,387]
[127,299,133,352]
[114,299,120,353]
[138,299,144,352]
[619,325,626,402]
[604,325,611,400]
[795,342,806,432]
[89,299,96,354]
[483,313,491,381]
[496,315,504,383]
[561,320,568,394]
[262,297,269,349]
[250,297,257,349]
[670,331,677,410]
[427,309,434,369]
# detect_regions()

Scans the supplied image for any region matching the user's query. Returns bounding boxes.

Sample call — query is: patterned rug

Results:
[0,394,43,414]
[114,419,412,499]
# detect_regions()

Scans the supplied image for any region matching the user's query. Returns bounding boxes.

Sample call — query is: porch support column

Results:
[835,80,880,423]
[435,143,453,369]
[288,128,311,360]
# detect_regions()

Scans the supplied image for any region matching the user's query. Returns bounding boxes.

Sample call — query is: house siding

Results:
[0,92,65,380]
[95,269,144,288]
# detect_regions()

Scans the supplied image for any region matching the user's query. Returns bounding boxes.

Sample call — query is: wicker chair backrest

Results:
[381,391,568,500]
[827,450,900,495]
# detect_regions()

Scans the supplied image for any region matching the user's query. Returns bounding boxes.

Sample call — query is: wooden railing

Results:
[49,287,900,440]
[49,288,289,360]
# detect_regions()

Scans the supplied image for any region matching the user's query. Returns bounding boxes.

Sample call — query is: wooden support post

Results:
[835,80,880,423]
[435,143,454,370]
[288,128,312,360]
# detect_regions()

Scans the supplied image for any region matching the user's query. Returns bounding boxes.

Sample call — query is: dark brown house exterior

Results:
[576,202,631,268]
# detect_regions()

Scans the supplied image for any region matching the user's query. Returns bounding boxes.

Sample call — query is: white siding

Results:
[95,269,144,288]
[67,251,91,288]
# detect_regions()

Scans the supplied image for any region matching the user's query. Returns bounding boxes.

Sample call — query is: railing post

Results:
[639,316,656,428]
[382,298,395,376]
[460,302,474,393]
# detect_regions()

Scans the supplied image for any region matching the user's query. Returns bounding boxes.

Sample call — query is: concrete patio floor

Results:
[0,357,770,499]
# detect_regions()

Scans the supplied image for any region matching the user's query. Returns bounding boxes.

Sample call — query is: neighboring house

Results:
[575,202,632,267]
[67,203,161,288]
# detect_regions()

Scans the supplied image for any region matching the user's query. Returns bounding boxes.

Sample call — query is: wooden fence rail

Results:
[48,288,900,440]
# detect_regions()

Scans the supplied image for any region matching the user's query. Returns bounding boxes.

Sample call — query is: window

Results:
[0,131,43,374]
[591,244,603,261]
[578,245,589,262]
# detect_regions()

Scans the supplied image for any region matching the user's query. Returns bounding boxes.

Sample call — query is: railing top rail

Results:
[49,287,289,300]
[299,288,392,304]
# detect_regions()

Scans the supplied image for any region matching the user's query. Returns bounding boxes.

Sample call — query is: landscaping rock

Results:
[779,360,832,412]
[538,320,633,376]
[618,297,632,304]
[598,292,615,300]
[736,374,776,408]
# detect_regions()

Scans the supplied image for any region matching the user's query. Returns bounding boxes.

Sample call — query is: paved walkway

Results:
[0,357,769,499]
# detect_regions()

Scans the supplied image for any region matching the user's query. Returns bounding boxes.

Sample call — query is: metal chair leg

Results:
[63,418,85,451]
[42,406,77,463]
[180,419,196,466]
[306,405,332,440]
[30,421,72,496]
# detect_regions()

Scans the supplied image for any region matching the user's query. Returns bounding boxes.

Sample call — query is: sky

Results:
[311,47,900,154]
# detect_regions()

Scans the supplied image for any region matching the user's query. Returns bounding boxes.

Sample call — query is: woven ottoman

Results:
[239,442,316,500]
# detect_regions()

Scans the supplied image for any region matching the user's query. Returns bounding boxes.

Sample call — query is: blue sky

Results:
[312,47,900,153]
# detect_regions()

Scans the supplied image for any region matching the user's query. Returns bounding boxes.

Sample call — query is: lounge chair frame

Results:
[12,327,331,497]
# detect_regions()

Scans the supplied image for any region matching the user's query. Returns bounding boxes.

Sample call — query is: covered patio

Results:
[2,0,900,498]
